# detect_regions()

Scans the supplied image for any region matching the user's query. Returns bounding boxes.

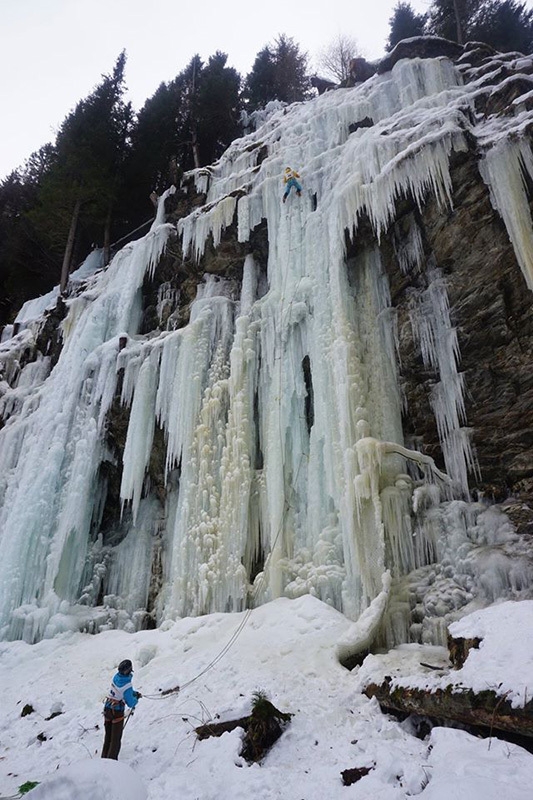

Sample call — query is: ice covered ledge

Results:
[355,601,533,741]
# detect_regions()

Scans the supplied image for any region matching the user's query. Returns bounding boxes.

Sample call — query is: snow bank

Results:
[1,596,533,799]
[356,600,533,709]
[29,759,147,800]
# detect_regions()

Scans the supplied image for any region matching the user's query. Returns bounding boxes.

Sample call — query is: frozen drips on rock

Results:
[399,500,533,646]
[478,136,533,291]
[150,185,177,231]
[0,224,173,641]
[0,51,533,646]
[408,261,478,495]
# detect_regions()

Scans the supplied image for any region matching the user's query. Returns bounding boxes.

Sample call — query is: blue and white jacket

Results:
[104,671,139,711]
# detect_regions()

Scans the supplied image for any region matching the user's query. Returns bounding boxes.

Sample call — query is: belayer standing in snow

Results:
[282,167,302,202]
[101,659,141,760]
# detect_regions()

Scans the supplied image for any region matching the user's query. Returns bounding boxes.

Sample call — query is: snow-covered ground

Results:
[1,596,532,799]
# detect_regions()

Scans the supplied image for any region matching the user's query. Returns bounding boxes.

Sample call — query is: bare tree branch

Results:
[315,34,361,84]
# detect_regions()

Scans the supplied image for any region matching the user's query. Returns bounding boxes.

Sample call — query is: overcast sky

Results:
[1,0,435,179]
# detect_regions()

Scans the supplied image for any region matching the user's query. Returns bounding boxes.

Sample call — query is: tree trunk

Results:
[60,196,82,294]
[364,681,533,738]
[452,0,464,44]
[191,126,201,170]
[103,203,113,266]
[190,57,201,169]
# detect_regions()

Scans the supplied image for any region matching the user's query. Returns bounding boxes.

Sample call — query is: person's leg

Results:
[101,717,112,758]
[283,178,295,202]
[108,715,124,760]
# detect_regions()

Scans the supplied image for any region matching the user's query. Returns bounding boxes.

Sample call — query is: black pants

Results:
[101,707,124,759]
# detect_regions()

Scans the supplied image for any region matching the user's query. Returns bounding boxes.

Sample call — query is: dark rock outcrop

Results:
[379,145,533,505]
[456,41,498,69]
[311,75,336,94]
[346,58,377,85]
[34,296,68,368]
[378,37,464,75]
[349,117,374,134]
[448,634,482,668]
[341,766,373,785]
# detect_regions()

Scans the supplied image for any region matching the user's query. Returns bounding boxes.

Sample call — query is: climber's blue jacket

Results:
[104,671,139,710]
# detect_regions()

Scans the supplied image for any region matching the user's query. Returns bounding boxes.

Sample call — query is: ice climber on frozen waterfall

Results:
[101,659,142,760]
[282,167,302,202]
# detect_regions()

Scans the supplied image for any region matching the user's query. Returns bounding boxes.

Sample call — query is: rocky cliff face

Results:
[387,148,533,507]
[155,39,533,514]
[1,38,533,646]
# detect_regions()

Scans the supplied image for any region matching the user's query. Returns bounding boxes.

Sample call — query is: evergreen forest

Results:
[1,0,532,326]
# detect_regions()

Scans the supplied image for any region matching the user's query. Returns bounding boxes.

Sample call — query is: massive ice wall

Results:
[1,46,533,644]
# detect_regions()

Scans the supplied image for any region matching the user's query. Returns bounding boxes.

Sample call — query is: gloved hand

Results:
[134,691,142,699]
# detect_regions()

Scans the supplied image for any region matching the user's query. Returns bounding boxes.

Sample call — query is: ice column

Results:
[120,349,159,522]
[162,280,243,617]
[478,137,533,292]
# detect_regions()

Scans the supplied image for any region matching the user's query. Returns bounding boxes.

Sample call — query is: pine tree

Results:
[469,1,533,54]
[426,0,533,50]
[124,78,184,226]
[244,35,311,111]
[244,46,278,110]
[176,55,204,170]
[0,155,57,324]
[172,53,242,171]
[196,52,241,166]
[426,0,475,43]
[31,52,132,289]
[123,53,242,230]
[387,2,427,51]
[274,34,311,104]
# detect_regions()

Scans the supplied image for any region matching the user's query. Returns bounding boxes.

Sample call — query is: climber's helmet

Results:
[118,659,133,676]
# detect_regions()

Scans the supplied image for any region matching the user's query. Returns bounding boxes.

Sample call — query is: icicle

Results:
[3,51,532,642]
[409,266,478,493]
[179,195,238,261]
[120,352,159,522]
[240,254,258,316]
[0,222,174,640]
[478,137,533,291]
[393,213,425,274]
[150,185,176,231]
[336,571,392,664]
[104,497,160,617]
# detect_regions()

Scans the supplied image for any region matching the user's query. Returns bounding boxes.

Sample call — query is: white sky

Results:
[0,0,433,180]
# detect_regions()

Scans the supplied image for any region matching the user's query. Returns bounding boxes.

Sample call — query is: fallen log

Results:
[195,695,292,763]
[364,679,533,738]
[195,716,249,740]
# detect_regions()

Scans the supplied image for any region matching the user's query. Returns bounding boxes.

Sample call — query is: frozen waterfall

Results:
[1,51,533,645]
